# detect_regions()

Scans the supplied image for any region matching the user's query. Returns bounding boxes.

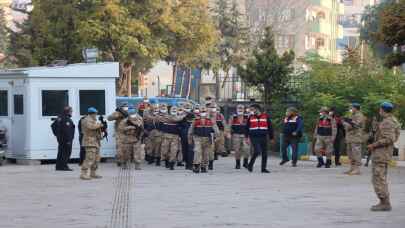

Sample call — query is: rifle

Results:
[116,107,129,118]
[98,115,108,141]
[127,119,143,140]
[365,130,376,167]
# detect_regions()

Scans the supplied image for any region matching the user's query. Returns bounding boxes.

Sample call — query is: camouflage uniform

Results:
[107,111,127,164]
[369,114,400,211]
[188,115,219,173]
[343,111,366,174]
[314,113,337,167]
[80,115,103,180]
[143,109,162,164]
[118,114,144,169]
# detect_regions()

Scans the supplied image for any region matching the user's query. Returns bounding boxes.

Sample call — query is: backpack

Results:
[51,118,60,137]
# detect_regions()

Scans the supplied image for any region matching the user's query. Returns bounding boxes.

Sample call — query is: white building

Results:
[0,62,118,162]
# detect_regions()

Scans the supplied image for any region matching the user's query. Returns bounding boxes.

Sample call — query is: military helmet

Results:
[381,101,394,112]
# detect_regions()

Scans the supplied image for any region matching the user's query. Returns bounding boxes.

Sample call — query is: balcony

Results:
[311,19,331,35]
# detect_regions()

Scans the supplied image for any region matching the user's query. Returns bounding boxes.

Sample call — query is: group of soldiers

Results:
[75,97,401,212]
[307,102,401,211]
[107,97,266,174]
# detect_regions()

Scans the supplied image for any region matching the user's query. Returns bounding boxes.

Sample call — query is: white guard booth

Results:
[0,62,118,161]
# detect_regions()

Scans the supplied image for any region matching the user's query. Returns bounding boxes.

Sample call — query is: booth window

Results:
[79,90,106,115]
[0,90,8,116]
[42,90,69,116]
[14,94,24,115]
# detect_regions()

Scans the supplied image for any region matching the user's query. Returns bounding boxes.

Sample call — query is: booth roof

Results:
[0,62,119,78]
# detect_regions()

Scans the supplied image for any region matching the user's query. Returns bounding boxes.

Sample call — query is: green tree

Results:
[9,0,95,66]
[212,0,249,90]
[238,27,294,110]
[0,8,8,67]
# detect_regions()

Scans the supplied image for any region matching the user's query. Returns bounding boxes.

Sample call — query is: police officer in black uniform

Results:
[53,106,75,171]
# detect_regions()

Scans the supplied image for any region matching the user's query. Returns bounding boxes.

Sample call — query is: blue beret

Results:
[351,103,361,109]
[381,102,394,111]
[87,107,98,114]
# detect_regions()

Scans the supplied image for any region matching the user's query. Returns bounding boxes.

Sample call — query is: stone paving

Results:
[1,157,405,228]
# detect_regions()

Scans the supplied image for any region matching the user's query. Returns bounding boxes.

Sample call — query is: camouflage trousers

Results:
[372,161,389,199]
[314,136,334,159]
[82,147,101,171]
[145,129,161,157]
[121,142,145,164]
[215,130,226,155]
[116,137,124,163]
[193,136,214,167]
[160,133,180,162]
[232,134,250,160]
[347,143,362,167]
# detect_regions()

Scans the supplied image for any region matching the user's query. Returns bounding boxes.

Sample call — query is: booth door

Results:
[11,86,26,157]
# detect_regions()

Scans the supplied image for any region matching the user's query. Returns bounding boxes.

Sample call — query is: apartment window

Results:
[0,91,8,116]
[14,95,24,115]
[79,90,105,115]
[316,38,325,49]
[42,90,69,116]
[280,9,295,22]
[277,35,295,49]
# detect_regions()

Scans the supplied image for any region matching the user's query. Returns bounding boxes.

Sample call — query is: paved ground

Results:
[1,157,405,228]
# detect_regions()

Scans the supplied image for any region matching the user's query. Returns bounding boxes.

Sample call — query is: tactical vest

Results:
[231,115,247,135]
[194,119,215,137]
[317,118,333,136]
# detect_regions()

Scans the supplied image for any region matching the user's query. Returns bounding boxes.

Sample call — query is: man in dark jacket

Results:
[52,106,75,171]
[245,104,274,173]
[280,107,304,167]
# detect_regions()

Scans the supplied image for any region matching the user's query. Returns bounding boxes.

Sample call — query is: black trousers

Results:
[249,136,268,170]
[281,136,300,164]
[56,142,72,169]
[333,137,342,163]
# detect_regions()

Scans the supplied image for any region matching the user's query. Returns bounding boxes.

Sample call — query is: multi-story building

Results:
[337,0,378,58]
[245,0,344,63]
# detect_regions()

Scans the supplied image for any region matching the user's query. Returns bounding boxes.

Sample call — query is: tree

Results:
[238,27,294,110]
[361,0,405,67]
[0,8,8,67]
[9,0,94,67]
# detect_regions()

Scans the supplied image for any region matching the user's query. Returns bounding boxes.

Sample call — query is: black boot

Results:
[145,154,151,163]
[169,162,175,170]
[201,166,207,173]
[335,156,341,166]
[165,160,170,168]
[316,157,324,168]
[177,162,184,167]
[155,158,161,166]
[325,159,332,168]
[193,164,200,173]
[148,157,155,165]
[243,158,249,169]
[214,153,218,160]
[208,160,214,170]
[235,159,241,169]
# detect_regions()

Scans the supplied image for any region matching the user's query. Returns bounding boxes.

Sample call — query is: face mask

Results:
[171,112,177,116]
[200,112,207,117]
[212,108,217,112]
[185,109,191,112]
[349,109,353,113]
[122,107,129,112]
[160,109,167,114]
[130,114,137,118]
[329,112,334,116]
[237,111,244,115]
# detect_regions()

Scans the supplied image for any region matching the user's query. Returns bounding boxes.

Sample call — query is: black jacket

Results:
[54,114,75,144]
